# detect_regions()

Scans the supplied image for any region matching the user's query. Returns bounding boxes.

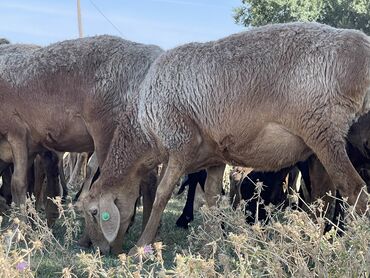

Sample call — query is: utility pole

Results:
[77,0,83,38]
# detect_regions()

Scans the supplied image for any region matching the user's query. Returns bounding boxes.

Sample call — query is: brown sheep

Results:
[82,22,370,254]
[0,36,163,207]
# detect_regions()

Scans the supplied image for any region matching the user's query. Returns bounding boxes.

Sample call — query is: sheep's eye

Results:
[90,208,98,216]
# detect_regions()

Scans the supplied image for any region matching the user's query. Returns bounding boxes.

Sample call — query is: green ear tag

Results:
[101,211,110,221]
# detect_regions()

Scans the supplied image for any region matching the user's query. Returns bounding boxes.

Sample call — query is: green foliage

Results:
[234,0,370,35]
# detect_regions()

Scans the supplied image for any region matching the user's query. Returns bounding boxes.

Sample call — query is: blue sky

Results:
[0,0,244,49]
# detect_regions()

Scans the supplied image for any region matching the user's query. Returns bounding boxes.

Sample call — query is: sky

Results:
[0,0,245,49]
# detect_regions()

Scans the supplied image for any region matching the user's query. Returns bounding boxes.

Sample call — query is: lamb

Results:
[82,22,370,254]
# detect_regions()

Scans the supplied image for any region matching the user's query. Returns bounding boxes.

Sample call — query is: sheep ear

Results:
[99,194,120,243]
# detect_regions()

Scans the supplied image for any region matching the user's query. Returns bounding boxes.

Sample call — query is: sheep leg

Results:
[229,179,240,209]
[204,165,226,207]
[130,156,184,254]
[306,156,346,228]
[80,152,88,180]
[307,156,336,202]
[41,151,62,226]
[141,171,158,232]
[176,180,197,229]
[56,152,68,200]
[67,152,77,180]
[83,119,115,166]
[0,165,13,205]
[287,167,299,193]
[307,135,368,214]
[286,167,300,208]
[26,162,35,195]
[8,134,29,205]
[67,152,87,189]
[296,160,312,206]
[34,155,46,210]
[76,152,98,202]
[75,157,99,250]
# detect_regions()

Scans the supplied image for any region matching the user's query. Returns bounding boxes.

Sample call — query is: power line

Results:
[88,0,125,37]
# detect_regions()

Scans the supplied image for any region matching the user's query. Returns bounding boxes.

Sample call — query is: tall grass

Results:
[0,191,369,277]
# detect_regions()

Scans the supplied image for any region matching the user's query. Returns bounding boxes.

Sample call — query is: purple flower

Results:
[143,244,154,255]
[16,261,28,271]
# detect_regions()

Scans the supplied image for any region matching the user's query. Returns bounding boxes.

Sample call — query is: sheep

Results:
[0,36,163,210]
[79,164,158,252]
[0,44,66,223]
[82,22,370,255]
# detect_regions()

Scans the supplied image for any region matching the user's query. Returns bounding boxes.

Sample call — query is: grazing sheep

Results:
[80,166,158,253]
[83,22,370,254]
[0,44,70,223]
[0,36,163,208]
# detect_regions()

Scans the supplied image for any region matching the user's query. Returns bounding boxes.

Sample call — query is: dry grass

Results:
[0,189,369,277]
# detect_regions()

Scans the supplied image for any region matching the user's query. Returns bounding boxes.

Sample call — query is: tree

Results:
[233,0,370,35]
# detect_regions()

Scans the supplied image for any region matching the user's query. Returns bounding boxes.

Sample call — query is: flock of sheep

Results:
[0,22,370,255]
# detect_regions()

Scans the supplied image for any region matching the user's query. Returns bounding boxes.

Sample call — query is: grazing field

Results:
[0,185,369,277]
